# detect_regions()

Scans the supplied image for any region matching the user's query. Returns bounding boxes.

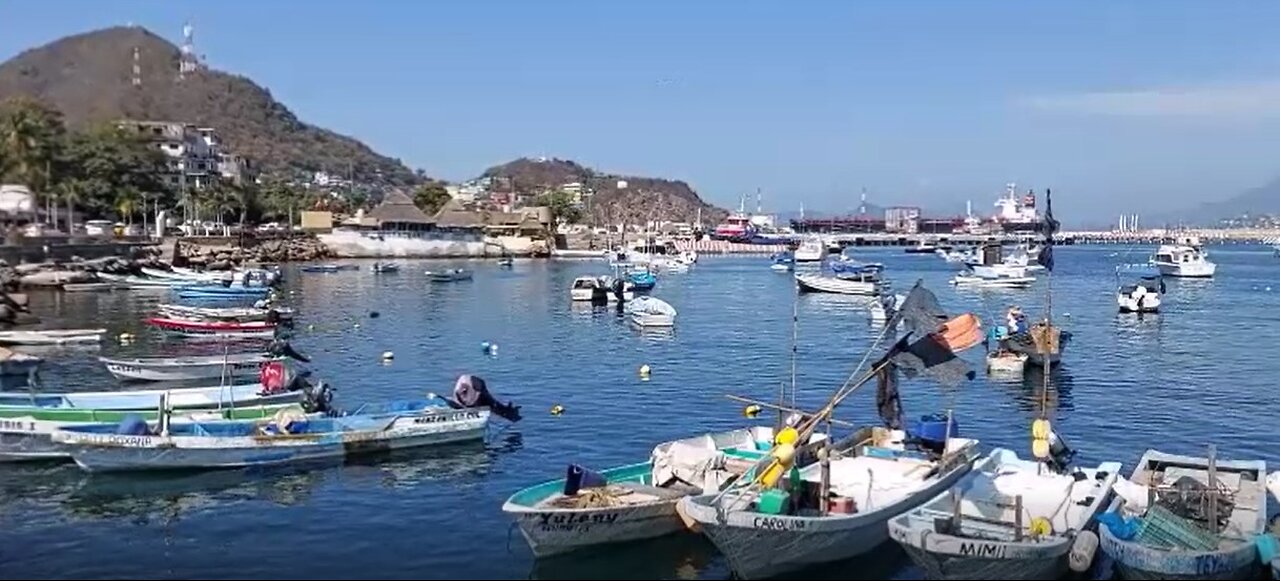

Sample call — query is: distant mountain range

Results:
[0,26,419,185]
[1169,178,1280,225]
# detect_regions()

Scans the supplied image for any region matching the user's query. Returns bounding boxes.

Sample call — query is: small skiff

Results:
[951,273,1037,289]
[0,348,40,376]
[986,351,1028,374]
[889,448,1121,580]
[371,262,401,273]
[503,426,775,557]
[626,296,677,327]
[53,399,492,472]
[62,282,116,292]
[426,269,473,282]
[680,432,979,579]
[174,285,271,299]
[156,304,294,323]
[0,382,300,411]
[144,317,277,338]
[1097,449,1266,580]
[300,264,358,273]
[100,352,284,382]
[0,329,106,345]
[0,402,300,462]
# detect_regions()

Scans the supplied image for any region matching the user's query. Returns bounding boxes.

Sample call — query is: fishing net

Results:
[546,487,626,509]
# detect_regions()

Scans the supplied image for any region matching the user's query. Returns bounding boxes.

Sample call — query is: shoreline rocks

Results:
[175,236,330,269]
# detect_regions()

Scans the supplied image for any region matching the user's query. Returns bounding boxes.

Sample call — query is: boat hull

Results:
[1098,450,1265,580]
[629,313,675,327]
[897,543,1067,580]
[101,355,280,382]
[1153,261,1216,278]
[503,463,688,557]
[58,409,488,472]
[1117,292,1160,313]
[795,273,881,296]
[0,404,298,462]
[682,461,972,580]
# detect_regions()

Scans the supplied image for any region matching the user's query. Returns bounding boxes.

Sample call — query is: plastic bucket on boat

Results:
[911,413,958,452]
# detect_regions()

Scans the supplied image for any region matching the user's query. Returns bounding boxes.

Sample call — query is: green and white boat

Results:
[0,382,305,462]
[502,426,780,557]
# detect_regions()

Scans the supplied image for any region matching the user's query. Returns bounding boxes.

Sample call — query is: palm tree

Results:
[0,98,64,207]
[56,179,84,233]
[115,187,140,226]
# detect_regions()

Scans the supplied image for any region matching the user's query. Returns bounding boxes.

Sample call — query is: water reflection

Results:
[0,439,511,525]
[529,535,720,580]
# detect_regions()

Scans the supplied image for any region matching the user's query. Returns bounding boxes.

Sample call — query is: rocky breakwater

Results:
[175,236,330,270]
[9,245,164,288]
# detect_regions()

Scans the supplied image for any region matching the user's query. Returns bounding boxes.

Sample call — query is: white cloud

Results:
[1021,81,1280,117]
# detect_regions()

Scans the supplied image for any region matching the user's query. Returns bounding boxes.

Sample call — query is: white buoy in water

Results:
[639,364,651,380]
[118,332,134,342]
[381,351,394,361]
[1069,530,1099,573]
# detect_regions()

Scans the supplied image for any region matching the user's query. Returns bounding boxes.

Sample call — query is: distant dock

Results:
[674,228,1279,254]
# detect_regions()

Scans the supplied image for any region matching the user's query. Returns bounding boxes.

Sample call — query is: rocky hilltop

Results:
[483,157,727,225]
[0,26,419,185]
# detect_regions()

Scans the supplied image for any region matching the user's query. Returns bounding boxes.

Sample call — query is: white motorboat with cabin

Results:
[796,270,883,296]
[794,238,828,262]
[1117,275,1163,314]
[1151,235,1216,278]
[889,448,1121,580]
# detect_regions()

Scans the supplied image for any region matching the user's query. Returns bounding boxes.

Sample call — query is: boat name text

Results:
[535,511,620,532]
[752,516,805,531]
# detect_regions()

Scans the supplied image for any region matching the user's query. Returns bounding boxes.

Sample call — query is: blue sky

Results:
[4,1,1280,223]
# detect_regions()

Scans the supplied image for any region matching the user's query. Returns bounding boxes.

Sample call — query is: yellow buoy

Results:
[744,405,762,418]
[1029,516,1053,537]
[1031,418,1051,440]
[1032,437,1051,459]
[758,443,797,488]
[550,405,565,416]
[775,427,800,446]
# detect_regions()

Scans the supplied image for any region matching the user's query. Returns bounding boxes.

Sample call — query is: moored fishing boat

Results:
[625,296,677,327]
[96,272,183,288]
[144,317,277,339]
[680,281,987,579]
[888,447,1121,579]
[0,402,302,462]
[627,268,657,291]
[0,329,105,345]
[371,262,401,273]
[300,263,359,273]
[156,303,295,323]
[426,268,473,282]
[985,350,1028,374]
[1097,448,1266,580]
[52,374,520,472]
[0,381,300,411]
[680,430,979,579]
[62,282,116,292]
[795,271,883,296]
[174,285,271,300]
[502,426,777,557]
[101,352,286,382]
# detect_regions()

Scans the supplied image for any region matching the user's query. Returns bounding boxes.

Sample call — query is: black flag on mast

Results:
[1037,188,1060,272]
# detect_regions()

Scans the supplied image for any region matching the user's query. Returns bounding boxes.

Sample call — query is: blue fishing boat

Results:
[770,251,795,271]
[175,285,271,299]
[53,375,521,473]
[628,269,657,291]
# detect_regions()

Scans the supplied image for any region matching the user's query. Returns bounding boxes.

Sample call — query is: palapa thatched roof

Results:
[433,198,485,228]
[370,190,433,225]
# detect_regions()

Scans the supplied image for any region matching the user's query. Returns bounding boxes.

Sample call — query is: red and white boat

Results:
[144,317,277,338]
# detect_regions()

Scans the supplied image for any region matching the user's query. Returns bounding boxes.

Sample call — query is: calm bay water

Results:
[0,245,1277,579]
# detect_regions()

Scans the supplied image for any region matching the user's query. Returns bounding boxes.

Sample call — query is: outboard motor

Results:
[300,378,335,414]
[450,374,521,422]
[266,340,311,363]
[1046,430,1076,473]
